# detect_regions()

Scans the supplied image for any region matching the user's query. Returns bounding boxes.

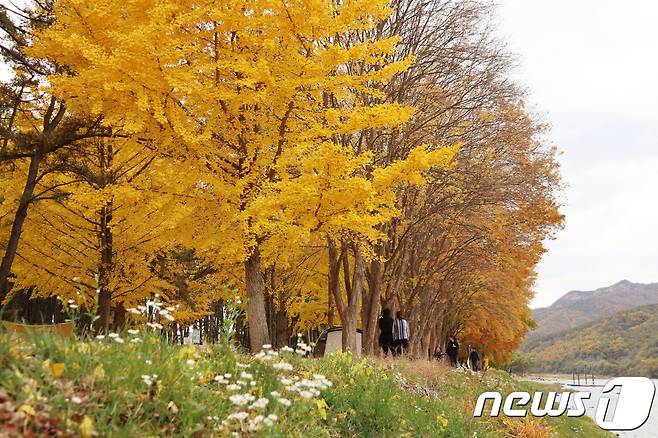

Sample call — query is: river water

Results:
[525,376,658,437]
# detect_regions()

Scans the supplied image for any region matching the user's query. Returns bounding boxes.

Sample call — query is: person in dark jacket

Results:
[446,335,459,367]
[469,346,481,372]
[378,308,395,356]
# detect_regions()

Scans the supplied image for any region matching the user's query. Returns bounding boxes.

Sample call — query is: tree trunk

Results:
[327,238,342,328]
[327,282,335,327]
[327,238,359,353]
[341,243,365,353]
[95,201,113,331]
[341,308,358,353]
[245,246,270,351]
[275,306,288,348]
[0,152,41,300]
[363,259,383,356]
[112,303,126,331]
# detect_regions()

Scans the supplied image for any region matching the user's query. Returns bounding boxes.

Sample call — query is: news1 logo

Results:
[473,377,656,431]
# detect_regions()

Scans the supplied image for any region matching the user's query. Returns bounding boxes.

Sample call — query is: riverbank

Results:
[0,331,611,437]
[523,374,658,438]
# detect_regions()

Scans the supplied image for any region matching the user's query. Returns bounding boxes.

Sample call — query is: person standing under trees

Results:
[446,335,459,367]
[378,308,395,356]
[393,311,410,356]
[469,346,481,372]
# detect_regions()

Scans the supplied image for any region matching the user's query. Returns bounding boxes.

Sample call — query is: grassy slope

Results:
[0,331,611,437]
[525,303,658,377]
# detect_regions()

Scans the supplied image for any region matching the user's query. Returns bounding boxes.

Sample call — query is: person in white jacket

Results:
[393,311,410,356]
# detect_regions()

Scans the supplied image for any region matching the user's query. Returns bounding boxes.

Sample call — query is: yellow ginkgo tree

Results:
[4,137,201,329]
[32,0,458,350]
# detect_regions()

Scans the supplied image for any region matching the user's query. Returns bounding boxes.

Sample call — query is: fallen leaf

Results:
[19,405,36,416]
[80,415,95,438]
[50,363,65,379]
[314,398,328,420]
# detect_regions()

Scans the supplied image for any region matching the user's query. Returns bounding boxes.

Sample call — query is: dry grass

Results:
[501,417,553,438]
[373,357,454,383]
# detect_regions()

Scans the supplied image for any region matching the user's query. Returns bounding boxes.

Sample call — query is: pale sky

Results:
[496,0,658,307]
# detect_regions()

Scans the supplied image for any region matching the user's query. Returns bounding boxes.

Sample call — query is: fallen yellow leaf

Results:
[19,405,36,416]
[92,365,106,381]
[50,362,65,378]
[80,415,95,438]
[314,398,328,420]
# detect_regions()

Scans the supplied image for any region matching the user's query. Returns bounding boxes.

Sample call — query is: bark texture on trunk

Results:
[0,152,41,299]
[245,247,270,351]
[327,238,363,353]
[95,201,114,331]
[363,259,383,356]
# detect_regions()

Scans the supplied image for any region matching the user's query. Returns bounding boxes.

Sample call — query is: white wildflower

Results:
[227,412,249,421]
[264,414,278,426]
[277,397,292,407]
[249,397,269,410]
[248,415,264,431]
[273,362,293,371]
[229,393,256,406]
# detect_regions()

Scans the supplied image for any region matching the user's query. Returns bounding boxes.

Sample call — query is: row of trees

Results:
[0,0,562,362]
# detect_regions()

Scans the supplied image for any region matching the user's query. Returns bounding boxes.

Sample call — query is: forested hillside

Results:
[528,280,658,339]
[525,303,658,377]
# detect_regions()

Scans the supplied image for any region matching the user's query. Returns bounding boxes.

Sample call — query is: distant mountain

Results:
[524,303,658,378]
[528,280,658,339]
